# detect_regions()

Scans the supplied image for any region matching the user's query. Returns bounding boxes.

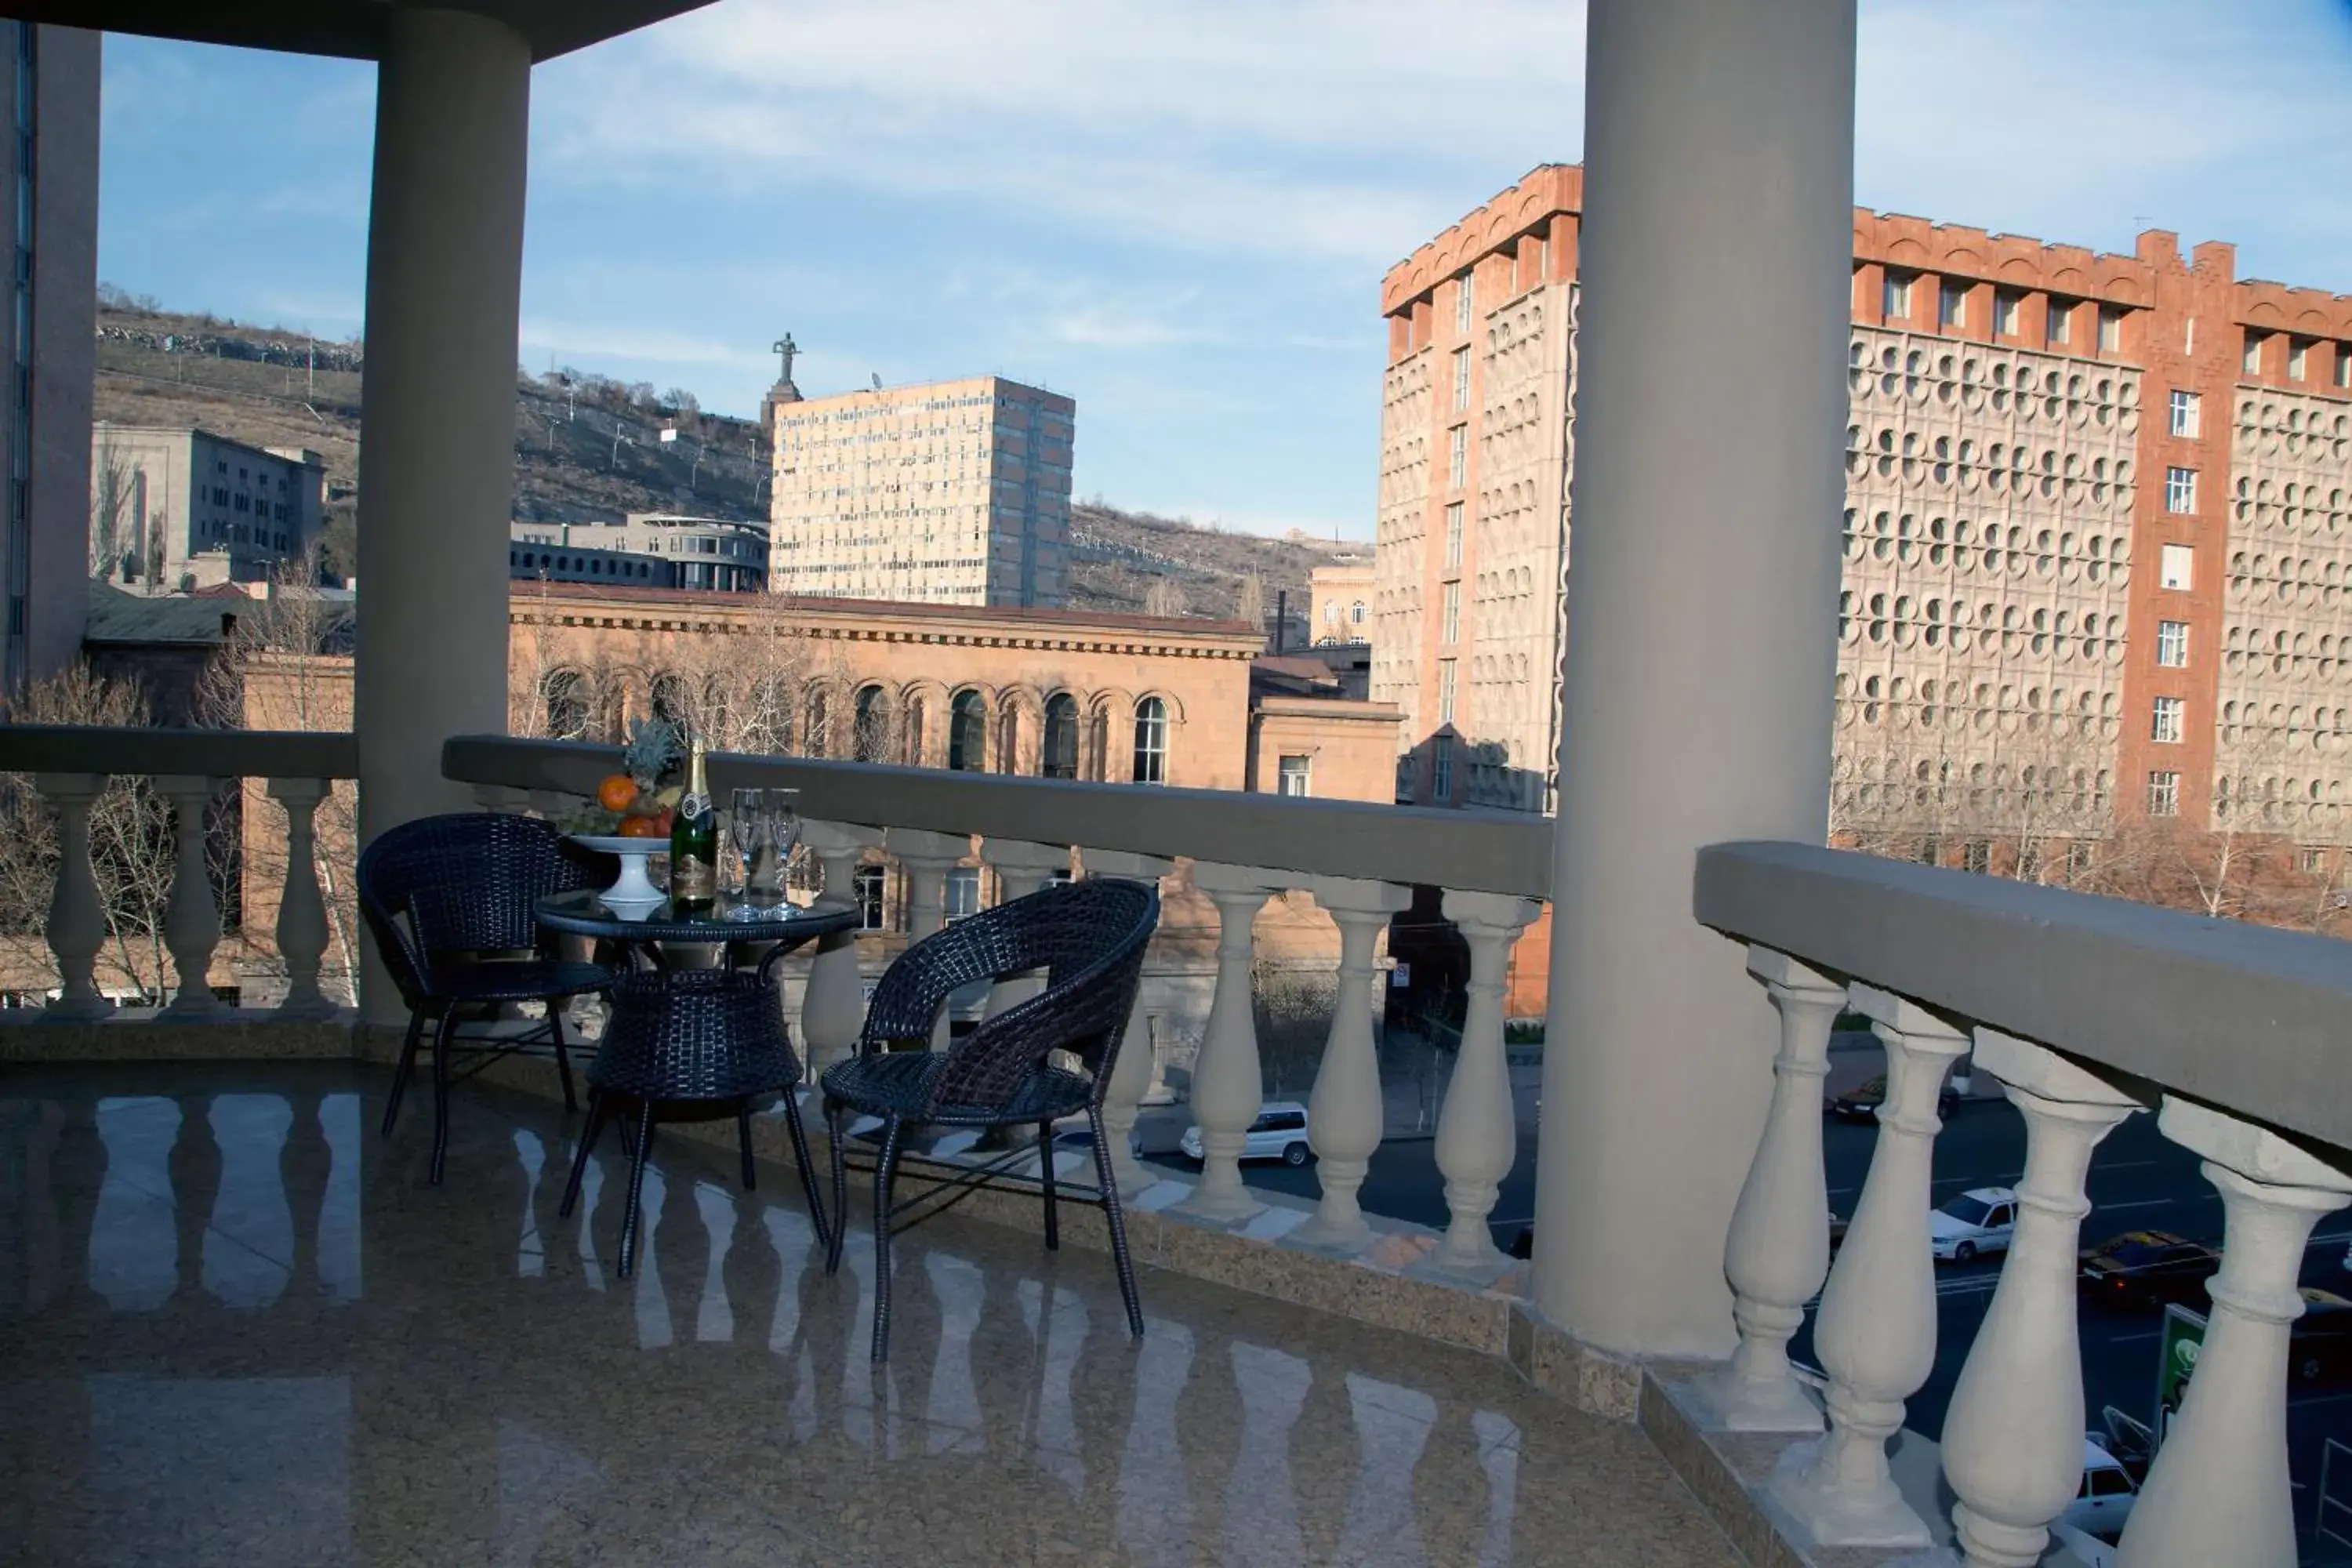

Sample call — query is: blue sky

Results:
[96,0,2352,540]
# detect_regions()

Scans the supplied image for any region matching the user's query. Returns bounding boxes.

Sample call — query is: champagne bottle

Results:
[669,733,718,911]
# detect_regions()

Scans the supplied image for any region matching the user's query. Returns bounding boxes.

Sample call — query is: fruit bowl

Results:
[568,834,665,920]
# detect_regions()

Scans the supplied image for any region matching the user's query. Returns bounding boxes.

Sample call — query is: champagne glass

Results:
[766,789,801,900]
[728,786,764,900]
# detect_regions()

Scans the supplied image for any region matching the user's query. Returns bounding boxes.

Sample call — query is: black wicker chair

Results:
[358,812,619,1185]
[820,877,1159,1363]
[557,966,830,1279]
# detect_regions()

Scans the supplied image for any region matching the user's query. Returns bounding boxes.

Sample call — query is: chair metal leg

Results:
[616,1100,657,1279]
[560,1089,609,1218]
[870,1115,906,1364]
[824,1098,849,1276]
[780,1088,831,1255]
[381,1006,426,1135]
[1087,1106,1145,1341]
[1039,1118,1060,1252]
[428,1007,461,1186]
[550,1004,577,1114]
[737,1104,757,1191]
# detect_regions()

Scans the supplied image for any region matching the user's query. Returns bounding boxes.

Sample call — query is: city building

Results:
[768,374,1074,608]
[2,24,98,690]
[509,513,768,592]
[91,423,327,590]
[1308,558,1374,645]
[1375,165,2352,871]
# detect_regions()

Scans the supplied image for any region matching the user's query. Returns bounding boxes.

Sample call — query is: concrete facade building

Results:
[768,374,1074,608]
[1377,164,2352,863]
[510,513,767,592]
[1,24,97,689]
[93,424,327,590]
[1307,558,1374,645]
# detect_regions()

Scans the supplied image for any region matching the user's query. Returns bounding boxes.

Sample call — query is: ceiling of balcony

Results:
[13,0,717,63]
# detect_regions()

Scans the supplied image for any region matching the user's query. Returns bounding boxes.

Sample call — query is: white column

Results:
[1769,985,1964,1548]
[1535,0,1857,1355]
[1083,848,1174,1199]
[887,826,968,1051]
[1429,891,1543,1272]
[1175,862,1277,1224]
[157,775,227,1020]
[978,838,1072,1018]
[268,779,337,1021]
[1294,877,1412,1251]
[354,8,532,1027]
[800,820,881,1081]
[1943,1031,2141,1568]
[1689,948,1845,1432]
[35,773,112,1021]
[2117,1099,2352,1568]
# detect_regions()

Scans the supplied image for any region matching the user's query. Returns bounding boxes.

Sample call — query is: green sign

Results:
[2155,1303,2208,1441]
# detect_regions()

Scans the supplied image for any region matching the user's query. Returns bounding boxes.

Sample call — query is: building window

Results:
[851,685,888,762]
[854,864,886,931]
[541,670,590,739]
[2098,307,2123,352]
[2337,348,2350,390]
[1349,599,1365,627]
[1440,581,1460,644]
[947,688,986,771]
[2147,771,2180,818]
[2288,337,2311,382]
[2159,543,2194,590]
[2045,299,2072,347]
[2168,390,2200,437]
[1453,346,1471,412]
[902,696,924,766]
[1432,735,1454,800]
[1041,691,1079,779]
[1939,281,1966,329]
[1278,754,1311,797]
[1882,270,1913,322]
[2302,846,2328,875]
[2151,695,2184,743]
[1454,272,1474,335]
[945,866,982,923]
[2156,619,2189,667]
[1132,695,1167,784]
[1447,425,1467,490]
[650,672,688,728]
[2243,331,2265,376]
[1918,836,1942,867]
[1444,502,1465,568]
[1962,840,1991,874]
[2164,466,2196,514]
[1437,659,1457,724]
[2066,840,2096,879]
[1993,290,2021,337]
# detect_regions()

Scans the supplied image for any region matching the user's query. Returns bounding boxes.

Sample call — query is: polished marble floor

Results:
[0,1062,1740,1566]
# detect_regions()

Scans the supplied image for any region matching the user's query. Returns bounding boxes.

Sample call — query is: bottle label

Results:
[672,851,716,901]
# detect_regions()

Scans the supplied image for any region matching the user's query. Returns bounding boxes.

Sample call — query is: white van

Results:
[1179,1102,1312,1167]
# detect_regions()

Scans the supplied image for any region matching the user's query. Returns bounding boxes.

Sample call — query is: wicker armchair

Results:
[358,812,619,1185]
[820,877,1159,1363]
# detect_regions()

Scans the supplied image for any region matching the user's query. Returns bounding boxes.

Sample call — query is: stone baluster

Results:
[1082,848,1174,1199]
[471,783,531,813]
[158,776,227,1019]
[1768,984,1966,1548]
[887,826,968,1051]
[35,773,114,1021]
[1690,948,1845,1431]
[1174,862,1279,1224]
[268,779,337,1019]
[799,821,882,1081]
[1429,891,1544,1273]
[1941,1030,2141,1568]
[977,839,1073,1019]
[2116,1098,2352,1568]
[1294,877,1411,1251]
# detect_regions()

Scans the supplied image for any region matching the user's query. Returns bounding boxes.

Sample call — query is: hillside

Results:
[90,300,1342,616]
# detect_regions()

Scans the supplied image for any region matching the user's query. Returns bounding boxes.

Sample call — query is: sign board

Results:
[2154,1302,2207,1443]
[659,426,678,444]
[1389,963,1410,989]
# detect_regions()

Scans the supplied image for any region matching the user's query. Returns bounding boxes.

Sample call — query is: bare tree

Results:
[89,430,137,583]
[1235,572,1265,628]
[1143,575,1189,619]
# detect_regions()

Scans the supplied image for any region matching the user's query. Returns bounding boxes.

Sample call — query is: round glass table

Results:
[534,888,855,974]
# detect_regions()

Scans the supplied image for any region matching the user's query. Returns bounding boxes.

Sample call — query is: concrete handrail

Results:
[1694,838,2352,1155]
[0,724,359,779]
[441,732,1555,899]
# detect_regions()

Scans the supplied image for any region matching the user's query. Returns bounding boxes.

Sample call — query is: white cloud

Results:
[517,318,764,367]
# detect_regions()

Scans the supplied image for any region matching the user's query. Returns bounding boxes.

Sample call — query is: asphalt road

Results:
[1145,1097,2352,1562]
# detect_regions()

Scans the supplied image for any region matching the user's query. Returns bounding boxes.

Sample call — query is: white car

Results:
[2060,1436,2139,1540]
[1179,1102,1312,1167]
[1929,1186,2018,1264]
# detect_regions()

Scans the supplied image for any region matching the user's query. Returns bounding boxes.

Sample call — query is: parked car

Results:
[1178,1102,1312,1167]
[2078,1230,2222,1309]
[2292,1288,2352,1386]
[1827,1074,1961,1122]
[2060,1435,2140,1539]
[1929,1187,2016,1263]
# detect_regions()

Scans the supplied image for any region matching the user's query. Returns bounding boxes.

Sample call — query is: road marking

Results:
[2097,1160,2163,1172]
[2108,1330,2165,1344]
[2093,1199,2179,1212]
[2288,1391,2352,1411]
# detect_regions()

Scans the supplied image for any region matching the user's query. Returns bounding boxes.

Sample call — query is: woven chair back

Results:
[358,812,609,998]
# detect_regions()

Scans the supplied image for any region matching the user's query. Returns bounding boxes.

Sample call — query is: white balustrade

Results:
[797,820,880,1081]
[1293,877,1411,1251]
[1941,1030,2140,1568]
[1769,983,1965,1548]
[1176,861,1279,1224]
[1082,848,1174,1199]
[1690,947,1844,1430]
[157,775,227,1020]
[977,838,1073,1019]
[35,773,113,1021]
[886,826,967,1051]
[267,779,337,1020]
[1427,890,1541,1272]
[2118,1099,2352,1568]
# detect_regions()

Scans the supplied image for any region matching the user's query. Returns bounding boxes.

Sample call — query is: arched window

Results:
[853,684,889,763]
[1087,702,1110,782]
[904,697,926,767]
[948,689,987,771]
[540,669,589,739]
[804,688,830,757]
[1132,696,1168,784]
[1042,692,1080,780]
[1350,600,1366,626]
[650,672,688,729]
[852,863,886,931]
[996,696,1021,775]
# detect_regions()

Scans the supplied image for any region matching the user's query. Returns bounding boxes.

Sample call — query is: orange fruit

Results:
[597,774,638,813]
[618,813,665,839]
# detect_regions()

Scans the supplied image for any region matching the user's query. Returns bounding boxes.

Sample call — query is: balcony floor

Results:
[0,1061,1740,1567]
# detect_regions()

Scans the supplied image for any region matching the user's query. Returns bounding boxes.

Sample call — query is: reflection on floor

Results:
[0,1062,1739,1566]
